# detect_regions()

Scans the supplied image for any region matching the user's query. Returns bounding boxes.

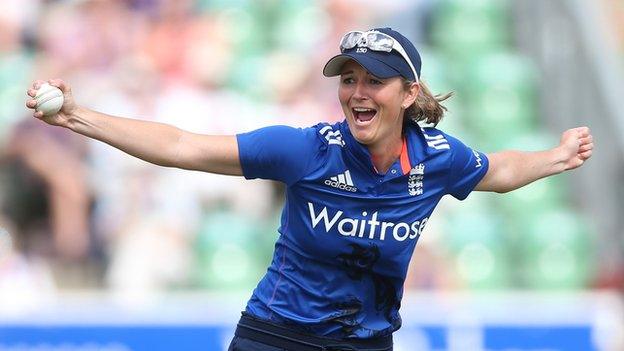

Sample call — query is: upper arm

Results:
[175,132,243,176]
[236,125,318,185]
[445,134,489,199]
[474,152,505,192]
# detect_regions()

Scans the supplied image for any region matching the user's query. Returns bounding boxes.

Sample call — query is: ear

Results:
[402,82,419,109]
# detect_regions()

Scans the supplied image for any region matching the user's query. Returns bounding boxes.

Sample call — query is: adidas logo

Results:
[324,170,358,192]
[422,129,450,150]
[319,126,345,146]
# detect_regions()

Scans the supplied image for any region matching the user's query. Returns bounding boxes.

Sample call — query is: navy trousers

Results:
[229,314,393,351]
[228,336,286,351]
[228,336,394,351]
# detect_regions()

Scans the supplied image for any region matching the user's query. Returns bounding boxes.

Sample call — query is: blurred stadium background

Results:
[0,0,623,350]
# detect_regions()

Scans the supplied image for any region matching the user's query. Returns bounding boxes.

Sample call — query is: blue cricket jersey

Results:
[236,120,488,339]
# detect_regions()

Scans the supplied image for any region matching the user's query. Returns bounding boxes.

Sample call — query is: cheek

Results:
[338,87,351,105]
[378,92,402,113]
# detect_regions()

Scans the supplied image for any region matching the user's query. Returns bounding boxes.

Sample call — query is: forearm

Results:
[67,106,184,167]
[477,148,568,193]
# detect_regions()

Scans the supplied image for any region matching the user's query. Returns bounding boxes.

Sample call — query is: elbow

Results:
[489,178,518,194]
[484,170,516,194]
[494,187,514,194]
[494,177,524,193]
[491,165,524,194]
[494,180,532,194]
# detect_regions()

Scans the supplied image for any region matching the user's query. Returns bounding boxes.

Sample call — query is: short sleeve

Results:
[236,125,318,185]
[445,134,489,200]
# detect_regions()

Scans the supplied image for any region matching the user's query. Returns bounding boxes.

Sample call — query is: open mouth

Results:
[352,107,377,124]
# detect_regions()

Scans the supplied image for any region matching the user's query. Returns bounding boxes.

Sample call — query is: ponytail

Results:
[404,80,453,127]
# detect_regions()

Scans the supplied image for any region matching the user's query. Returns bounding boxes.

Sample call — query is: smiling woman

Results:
[25,26,593,351]
[337,62,416,173]
[325,28,453,174]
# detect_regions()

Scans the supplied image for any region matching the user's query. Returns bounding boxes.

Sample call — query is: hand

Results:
[25,79,78,128]
[558,126,593,171]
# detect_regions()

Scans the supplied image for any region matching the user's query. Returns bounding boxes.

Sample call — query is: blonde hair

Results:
[404,80,453,127]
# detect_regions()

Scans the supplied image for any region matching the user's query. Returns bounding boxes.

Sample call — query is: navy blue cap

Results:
[323,27,422,81]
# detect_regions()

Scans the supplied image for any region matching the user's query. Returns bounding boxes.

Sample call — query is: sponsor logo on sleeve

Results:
[472,150,483,168]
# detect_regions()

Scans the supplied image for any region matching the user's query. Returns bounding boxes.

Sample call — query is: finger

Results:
[574,126,590,137]
[26,99,37,109]
[578,142,593,153]
[27,88,37,97]
[32,79,45,90]
[579,150,592,160]
[579,135,593,144]
[33,111,44,119]
[48,78,69,93]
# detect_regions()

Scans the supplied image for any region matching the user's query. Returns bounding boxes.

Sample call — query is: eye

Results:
[369,78,383,85]
[341,77,355,84]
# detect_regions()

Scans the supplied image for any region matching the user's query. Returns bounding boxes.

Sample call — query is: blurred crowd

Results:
[0,0,432,297]
[0,0,617,305]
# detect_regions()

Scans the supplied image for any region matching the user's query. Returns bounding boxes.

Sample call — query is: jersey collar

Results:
[339,120,418,177]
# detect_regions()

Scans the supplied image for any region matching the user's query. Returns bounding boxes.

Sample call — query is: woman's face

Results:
[338,60,414,148]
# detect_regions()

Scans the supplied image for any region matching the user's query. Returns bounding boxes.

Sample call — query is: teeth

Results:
[353,107,374,112]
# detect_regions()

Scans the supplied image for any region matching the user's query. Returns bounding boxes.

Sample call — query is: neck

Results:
[368,135,403,174]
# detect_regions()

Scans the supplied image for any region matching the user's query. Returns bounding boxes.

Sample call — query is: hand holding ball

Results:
[35,83,64,116]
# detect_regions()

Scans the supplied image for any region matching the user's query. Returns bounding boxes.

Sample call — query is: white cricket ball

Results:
[35,83,64,116]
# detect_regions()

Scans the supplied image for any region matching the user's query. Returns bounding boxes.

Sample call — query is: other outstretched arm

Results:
[26,79,242,176]
[475,127,593,193]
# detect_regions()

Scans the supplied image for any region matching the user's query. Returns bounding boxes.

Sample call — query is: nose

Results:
[351,81,368,101]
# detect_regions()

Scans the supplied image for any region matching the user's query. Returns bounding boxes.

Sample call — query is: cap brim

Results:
[323,53,402,79]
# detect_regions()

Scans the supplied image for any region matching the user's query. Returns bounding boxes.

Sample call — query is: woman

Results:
[26,27,593,351]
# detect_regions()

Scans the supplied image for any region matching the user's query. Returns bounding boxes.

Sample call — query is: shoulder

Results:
[238,124,324,148]
[254,123,345,147]
[414,125,468,153]
[418,126,486,173]
[236,123,338,184]
[405,124,454,156]
[407,124,483,171]
[313,121,347,147]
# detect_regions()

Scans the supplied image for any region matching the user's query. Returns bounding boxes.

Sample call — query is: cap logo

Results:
[356,47,368,53]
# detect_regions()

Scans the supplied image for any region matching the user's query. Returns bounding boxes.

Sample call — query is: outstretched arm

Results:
[475,127,593,193]
[26,79,242,176]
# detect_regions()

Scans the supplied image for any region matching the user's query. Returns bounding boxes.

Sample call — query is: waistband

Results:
[234,313,393,351]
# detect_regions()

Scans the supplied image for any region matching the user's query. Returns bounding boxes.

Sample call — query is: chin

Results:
[350,129,375,145]
[346,117,379,145]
